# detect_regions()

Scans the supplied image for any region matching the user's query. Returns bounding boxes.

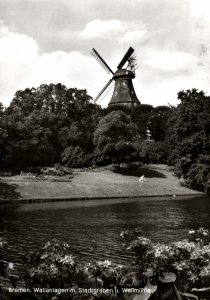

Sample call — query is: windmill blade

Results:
[117,46,134,69]
[94,78,114,103]
[91,48,114,75]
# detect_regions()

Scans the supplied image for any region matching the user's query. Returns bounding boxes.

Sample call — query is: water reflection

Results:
[0,196,209,266]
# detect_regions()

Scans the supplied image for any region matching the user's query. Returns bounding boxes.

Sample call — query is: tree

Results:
[149,105,172,141]
[131,104,154,139]
[1,84,102,171]
[94,110,139,165]
[7,83,95,118]
[169,89,210,165]
[139,141,169,164]
[167,89,210,191]
[0,103,8,168]
[106,104,155,140]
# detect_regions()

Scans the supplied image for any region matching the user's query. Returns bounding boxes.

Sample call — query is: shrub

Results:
[61,146,95,168]
[139,141,169,164]
[186,163,210,192]
[175,155,210,192]
[40,164,72,176]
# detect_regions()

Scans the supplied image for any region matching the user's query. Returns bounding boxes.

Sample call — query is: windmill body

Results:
[109,69,140,107]
[91,47,140,107]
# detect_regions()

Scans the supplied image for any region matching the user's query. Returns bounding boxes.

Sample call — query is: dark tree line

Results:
[0,84,210,192]
[0,83,170,172]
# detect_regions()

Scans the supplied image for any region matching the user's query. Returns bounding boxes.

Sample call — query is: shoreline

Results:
[0,193,205,205]
[0,165,205,204]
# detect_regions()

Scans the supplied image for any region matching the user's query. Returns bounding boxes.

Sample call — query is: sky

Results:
[0,0,210,107]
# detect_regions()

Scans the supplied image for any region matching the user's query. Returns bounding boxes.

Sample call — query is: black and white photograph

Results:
[0,0,210,299]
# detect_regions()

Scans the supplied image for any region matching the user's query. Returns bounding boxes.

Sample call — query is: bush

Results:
[61,146,95,168]
[175,155,210,192]
[186,163,210,192]
[139,141,169,164]
[120,227,210,299]
[40,164,72,176]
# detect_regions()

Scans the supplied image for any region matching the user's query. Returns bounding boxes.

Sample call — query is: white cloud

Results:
[0,34,38,60]
[0,20,37,61]
[145,51,198,73]
[120,29,148,44]
[0,22,39,105]
[80,19,123,39]
[80,19,147,43]
[138,50,210,107]
[0,21,110,105]
[0,20,11,37]
[28,50,108,96]
[190,0,210,20]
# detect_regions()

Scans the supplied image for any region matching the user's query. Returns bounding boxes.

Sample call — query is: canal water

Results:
[0,196,210,266]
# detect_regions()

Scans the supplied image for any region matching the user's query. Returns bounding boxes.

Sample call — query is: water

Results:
[0,196,210,266]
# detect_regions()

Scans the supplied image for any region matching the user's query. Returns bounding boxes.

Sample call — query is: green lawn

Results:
[0,165,203,202]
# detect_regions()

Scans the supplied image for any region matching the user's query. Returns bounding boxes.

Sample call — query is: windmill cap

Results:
[113,69,135,79]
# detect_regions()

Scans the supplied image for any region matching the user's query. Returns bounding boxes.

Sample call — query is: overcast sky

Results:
[0,0,210,107]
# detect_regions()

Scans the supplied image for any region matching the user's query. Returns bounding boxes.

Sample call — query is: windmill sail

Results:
[94,78,114,103]
[117,47,134,69]
[91,48,114,75]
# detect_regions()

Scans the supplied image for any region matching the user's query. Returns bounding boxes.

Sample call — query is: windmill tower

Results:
[91,47,140,107]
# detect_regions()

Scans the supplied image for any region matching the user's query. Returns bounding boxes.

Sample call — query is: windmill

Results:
[91,47,140,107]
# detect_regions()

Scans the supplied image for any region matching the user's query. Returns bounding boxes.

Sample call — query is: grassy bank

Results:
[0,165,204,203]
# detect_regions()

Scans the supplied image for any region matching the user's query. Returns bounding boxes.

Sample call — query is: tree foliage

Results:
[167,89,210,191]
[0,84,102,171]
[139,141,169,164]
[61,146,95,168]
[148,105,172,141]
[130,104,154,139]
[94,110,139,164]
